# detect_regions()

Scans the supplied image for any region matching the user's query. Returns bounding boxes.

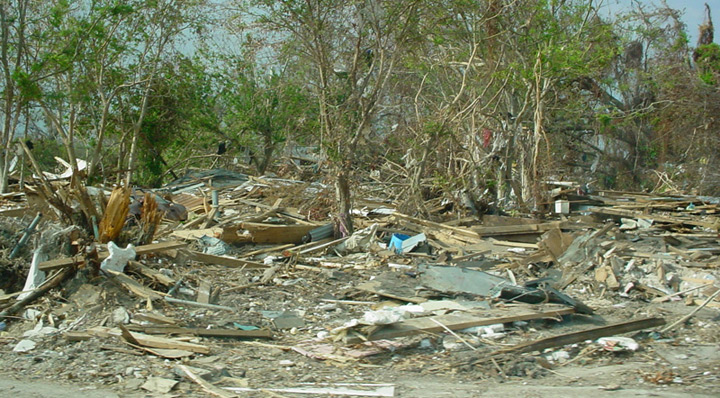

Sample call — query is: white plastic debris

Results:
[263,256,279,265]
[13,339,37,352]
[362,304,425,325]
[597,336,639,352]
[420,338,434,349]
[23,308,42,320]
[100,241,136,272]
[335,223,379,253]
[198,235,230,256]
[545,350,570,362]
[17,249,48,301]
[22,321,58,338]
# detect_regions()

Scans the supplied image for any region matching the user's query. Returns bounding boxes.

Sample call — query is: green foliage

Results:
[30,139,65,172]
[695,44,720,85]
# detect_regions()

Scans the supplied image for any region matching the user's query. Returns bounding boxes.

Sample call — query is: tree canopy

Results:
[1,0,718,220]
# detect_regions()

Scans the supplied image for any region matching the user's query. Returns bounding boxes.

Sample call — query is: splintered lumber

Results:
[126,261,175,287]
[179,365,237,398]
[344,305,575,344]
[133,312,178,325]
[138,193,163,245]
[493,317,665,355]
[588,206,719,229]
[105,270,164,300]
[38,241,187,272]
[481,215,540,226]
[471,221,567,236]
[393,212,482,241]
[87,326,211,354]
[241,243,295,258]
[222,222,317,244]
[126,325,272,339]
[99,187,131,243]
[190,251,269,269]
[64,331,93,342]
[171,227,222,241]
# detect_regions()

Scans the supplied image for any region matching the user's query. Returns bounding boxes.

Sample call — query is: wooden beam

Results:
[493,317,665,355]
[471,221,567,236]
[588,206,718,229]
[87,326,211,354]
[105,270,164,300]
[126,325,272,339]
[39,241,187,272]
[190,251,268,269]
[344,305,575,344]
[126,261,175,287]
[221,222,317,244]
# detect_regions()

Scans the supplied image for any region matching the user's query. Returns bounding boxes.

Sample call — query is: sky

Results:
[605,0,719,44]
[661,0,718,42]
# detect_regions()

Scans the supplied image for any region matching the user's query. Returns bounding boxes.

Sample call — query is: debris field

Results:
[0,170,719,397]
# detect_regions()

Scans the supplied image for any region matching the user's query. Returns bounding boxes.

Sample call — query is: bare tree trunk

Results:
[87,96,111,181]
[0,1,15,193]
[335,167,353,236]
[125,79,152,188]
[257,129,274,174]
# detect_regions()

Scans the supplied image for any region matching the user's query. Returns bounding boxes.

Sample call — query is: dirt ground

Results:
[1,350,718,398]
[1,265,718,397]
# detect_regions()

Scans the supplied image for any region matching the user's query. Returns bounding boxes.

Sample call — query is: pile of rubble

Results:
[0,170,718,397]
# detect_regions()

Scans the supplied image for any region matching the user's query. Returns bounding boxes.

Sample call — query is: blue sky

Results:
[665,0,717,42]
[605,0,718,44]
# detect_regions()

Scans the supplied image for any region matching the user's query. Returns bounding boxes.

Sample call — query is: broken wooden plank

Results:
[482,215,541,226]
[221,222,317,244]
[126,325,272,339]
[133,312,178,325]
[39,241,187,272]
[190,251,268,269]
[393,212,483,241]
[197,280,212,304]
[64,331,93,342]
[232,198,317,225]
[126,261,175,287]
[171,227,222,241]
[490,240,539,249]
[87,326,211,354]
[588,206,719,229]
[241,243,295,258]
[492,317,665,355]
[345,305,575,344]
[105,270,164,300]
[180,365,237,398]
[471,221,567,236]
